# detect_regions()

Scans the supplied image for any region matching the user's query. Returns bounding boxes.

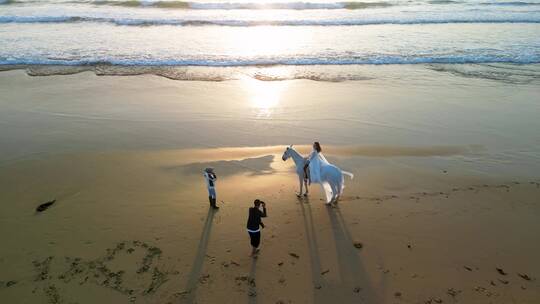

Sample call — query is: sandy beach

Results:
[0,67,539,303]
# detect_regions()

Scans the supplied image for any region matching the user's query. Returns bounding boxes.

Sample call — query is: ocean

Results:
[0,0,539,81]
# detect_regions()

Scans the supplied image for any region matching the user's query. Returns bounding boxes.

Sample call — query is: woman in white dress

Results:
[303,142,328,185]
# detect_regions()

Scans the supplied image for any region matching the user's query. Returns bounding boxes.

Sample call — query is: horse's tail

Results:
[342,171,354,179]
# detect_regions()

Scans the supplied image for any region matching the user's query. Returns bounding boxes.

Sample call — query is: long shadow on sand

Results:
[248,257,258,304]
[325,205,379,303]
[297,197,327,304]
[180,207,216,304]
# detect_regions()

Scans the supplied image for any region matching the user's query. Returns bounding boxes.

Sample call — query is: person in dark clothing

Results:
[246,199,267,256]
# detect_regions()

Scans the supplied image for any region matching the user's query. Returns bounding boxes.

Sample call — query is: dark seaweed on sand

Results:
[36,200,56,212]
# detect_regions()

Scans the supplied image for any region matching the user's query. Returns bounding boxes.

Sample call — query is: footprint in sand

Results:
[235,275,257,296]
[43,284,62,304]
[447,288,461,298]
[518,273,533,281]
[424,297,443,304]
[199,274,210,284]
[496,267,507,275]
[0,280,17,288]
[288,252,300,259]
[32,256,54,281]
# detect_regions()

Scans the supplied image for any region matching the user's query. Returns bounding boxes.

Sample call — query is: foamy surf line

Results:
[1,15,540,26]
[2,55,540,66]
[2,63,540,84]
[0,52,540,67]
[0,1,396,9]
[91,0,395,9]
[4,0,539,9]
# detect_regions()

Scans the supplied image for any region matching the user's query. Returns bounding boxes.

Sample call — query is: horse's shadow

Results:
[298,196,382,303]
[326,205,381,302]
[164,155,275,178]
[297,196,327,304]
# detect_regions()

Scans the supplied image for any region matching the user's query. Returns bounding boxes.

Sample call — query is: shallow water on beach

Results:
[1,0,540,74]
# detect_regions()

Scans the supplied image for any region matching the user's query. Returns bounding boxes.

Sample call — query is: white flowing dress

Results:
[307,150,326,183]
[308,150,333,203]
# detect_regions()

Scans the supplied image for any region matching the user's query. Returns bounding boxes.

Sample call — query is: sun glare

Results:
[243,77,288,116]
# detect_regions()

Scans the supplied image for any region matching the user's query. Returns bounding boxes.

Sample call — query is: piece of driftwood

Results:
[36,200,56,212]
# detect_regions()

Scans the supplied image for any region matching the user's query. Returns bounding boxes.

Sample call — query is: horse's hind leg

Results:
[335,179,343,203]
[337,186,345,203]
[331,181,341,204]
[327,183,335,204]
[297,176,303,197]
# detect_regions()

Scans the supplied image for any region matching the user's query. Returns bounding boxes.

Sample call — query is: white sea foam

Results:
[2,54,539,66]
[88,1,395,10]
[1,15,539,26]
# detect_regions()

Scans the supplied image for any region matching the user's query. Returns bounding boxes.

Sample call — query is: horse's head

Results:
[282,145,293,161]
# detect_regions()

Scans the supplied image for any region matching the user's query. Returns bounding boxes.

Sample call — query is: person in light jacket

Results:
[203,167,219,209]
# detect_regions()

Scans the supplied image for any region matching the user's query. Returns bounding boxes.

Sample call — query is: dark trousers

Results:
[248,231,261,248]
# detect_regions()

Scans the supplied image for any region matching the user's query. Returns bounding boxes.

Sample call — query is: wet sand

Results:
[1,68,539,303]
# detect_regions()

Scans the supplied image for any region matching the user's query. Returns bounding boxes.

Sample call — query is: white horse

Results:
[281,145,353,204]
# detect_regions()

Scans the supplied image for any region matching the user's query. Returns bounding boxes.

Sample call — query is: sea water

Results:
[0,0,539,81]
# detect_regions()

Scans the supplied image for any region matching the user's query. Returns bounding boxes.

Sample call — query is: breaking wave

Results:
[3,0,540,8]
[2,54,539,66]
[88,0,394,10]
[1,15,540,26]
[479,1,540,6]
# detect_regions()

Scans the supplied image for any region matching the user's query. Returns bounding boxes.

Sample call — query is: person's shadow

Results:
[247,256,258,304]
[180,207,216,304]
